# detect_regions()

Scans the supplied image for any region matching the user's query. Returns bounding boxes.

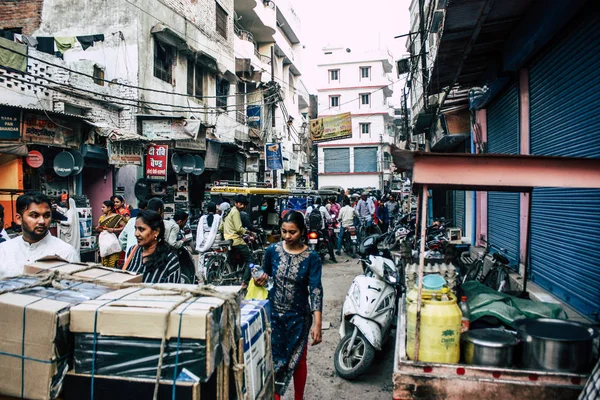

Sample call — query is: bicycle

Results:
[462,239,511,292]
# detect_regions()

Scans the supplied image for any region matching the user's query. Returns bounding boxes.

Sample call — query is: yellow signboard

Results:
[210,187,291,195]
[310,112,352,142]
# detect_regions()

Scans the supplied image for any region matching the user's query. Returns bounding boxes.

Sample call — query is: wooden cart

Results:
[390,149,600,400]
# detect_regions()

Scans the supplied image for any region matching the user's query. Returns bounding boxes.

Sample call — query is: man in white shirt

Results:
[337,197,359,255]
[0,192,80,279]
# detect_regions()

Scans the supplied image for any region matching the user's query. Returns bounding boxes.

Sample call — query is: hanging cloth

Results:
[36,37,55,55]
[76,34,105,50]
[0,37,27,73]
[54,36,77,54]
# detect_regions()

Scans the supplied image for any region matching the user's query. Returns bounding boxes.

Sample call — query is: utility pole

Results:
[418,0,428,110]
[269,45,277,188]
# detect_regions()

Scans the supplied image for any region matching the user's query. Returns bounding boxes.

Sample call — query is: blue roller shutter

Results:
[324,148,350,173]
[486,83,520,266]
[354,147,378,172]
[529,4,600,321]
[453,190,465,232]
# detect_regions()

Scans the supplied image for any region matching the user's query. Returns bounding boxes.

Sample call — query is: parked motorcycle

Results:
[334,235,401,380]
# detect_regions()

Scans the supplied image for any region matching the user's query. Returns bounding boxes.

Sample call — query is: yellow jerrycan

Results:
[406,293,462,363]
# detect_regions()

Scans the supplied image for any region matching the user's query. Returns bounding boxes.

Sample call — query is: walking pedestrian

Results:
[254,211,323,399]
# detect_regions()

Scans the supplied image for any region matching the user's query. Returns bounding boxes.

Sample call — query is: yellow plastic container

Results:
[406,286,450,303]
[406,293,462,363]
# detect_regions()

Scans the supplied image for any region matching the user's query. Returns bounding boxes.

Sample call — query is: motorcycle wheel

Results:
[344,240,356,258]
[205,257,229,285]
[334,330,375,380]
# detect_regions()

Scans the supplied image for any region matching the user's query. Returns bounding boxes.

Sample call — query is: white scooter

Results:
[334,249,400,380]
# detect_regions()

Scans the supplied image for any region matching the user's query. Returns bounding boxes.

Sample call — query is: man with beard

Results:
[0,192,79,278]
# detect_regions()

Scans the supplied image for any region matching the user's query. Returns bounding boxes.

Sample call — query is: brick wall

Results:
[0,0,44,35]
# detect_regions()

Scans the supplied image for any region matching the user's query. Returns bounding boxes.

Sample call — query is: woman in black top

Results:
[125,210,181,283]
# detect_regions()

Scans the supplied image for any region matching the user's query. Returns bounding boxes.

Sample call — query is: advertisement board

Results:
[145,144,168,180]
[265,143,283,171]
[309,112,352,142]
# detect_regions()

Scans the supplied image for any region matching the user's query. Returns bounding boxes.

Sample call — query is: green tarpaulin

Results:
[462,281,567,328]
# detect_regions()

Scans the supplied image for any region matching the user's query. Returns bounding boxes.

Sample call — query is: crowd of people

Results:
[0,187,404,399]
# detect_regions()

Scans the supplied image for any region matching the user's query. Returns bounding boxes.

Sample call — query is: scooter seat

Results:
[212,239,233,248]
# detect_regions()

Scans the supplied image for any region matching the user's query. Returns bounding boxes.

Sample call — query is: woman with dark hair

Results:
[255,210,323,399]
[95,200,127,267]
[111,195,131,220]
[123,210,181,283]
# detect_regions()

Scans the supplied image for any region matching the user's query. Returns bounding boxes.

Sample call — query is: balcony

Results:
[234,0,277,43]
[275,0,301,44]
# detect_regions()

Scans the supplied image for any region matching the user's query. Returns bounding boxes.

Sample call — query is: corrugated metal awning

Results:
[85,121,147,142]
[428,0,533,94]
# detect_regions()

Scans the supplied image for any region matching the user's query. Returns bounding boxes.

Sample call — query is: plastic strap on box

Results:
[90,288,144,400]
[172,296,201,400]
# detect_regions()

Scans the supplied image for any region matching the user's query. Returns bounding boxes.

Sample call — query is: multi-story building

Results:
[234,0,312,189]
[403,0,600,321]
[315,46,395,192]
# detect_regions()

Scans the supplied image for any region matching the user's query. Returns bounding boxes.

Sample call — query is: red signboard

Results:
[25,150,44,168]
[145,144,168,180]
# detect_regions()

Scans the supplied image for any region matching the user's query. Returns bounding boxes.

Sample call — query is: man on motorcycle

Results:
[336,197,359,255]
[220,194,256,287]
[305,196,336,262]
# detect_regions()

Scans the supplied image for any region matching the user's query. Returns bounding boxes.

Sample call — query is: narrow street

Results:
[283,254,395,400]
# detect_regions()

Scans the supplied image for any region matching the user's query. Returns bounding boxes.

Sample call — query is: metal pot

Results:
[462,329,519,367]
[514,318,598,373]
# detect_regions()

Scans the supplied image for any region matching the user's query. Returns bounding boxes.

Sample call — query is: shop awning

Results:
[85,121,147,142]
[0,142,28,156]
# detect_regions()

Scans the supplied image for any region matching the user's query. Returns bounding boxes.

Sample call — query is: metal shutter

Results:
[529,5,600,321]
[324,148,350,173]
[354,147,378,172]
[486,83,520,266]
[454,190,465,232]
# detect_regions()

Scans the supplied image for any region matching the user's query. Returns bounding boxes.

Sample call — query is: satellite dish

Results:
[181,154,195,174]
[53,152,75,177]
[192,155,205,175]
[69,149,84,176]
[134,179,150,201]
[171,153,182,173]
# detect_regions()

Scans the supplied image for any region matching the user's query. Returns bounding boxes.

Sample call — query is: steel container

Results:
[461,329,519,367]
[514,318,598,373]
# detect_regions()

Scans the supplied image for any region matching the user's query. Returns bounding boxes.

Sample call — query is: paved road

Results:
[282,253,395,399]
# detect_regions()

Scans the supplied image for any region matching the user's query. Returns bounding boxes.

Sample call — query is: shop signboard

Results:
[205,140,222,170]
[309,112,352,143]
[0,106,21,140]
[246,155,259,172]
[247,105,261,129]
[23,113,80,147]
[174,139,206,151]
[142,119,197,141]
[25,150,44,168]
[107,142,144,166]
[145,144,168,180]
[265,142,283,170]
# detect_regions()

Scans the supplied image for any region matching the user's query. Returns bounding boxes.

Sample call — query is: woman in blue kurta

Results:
[257,210,323,399]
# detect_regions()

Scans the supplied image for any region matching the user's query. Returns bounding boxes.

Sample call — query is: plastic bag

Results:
[98,230,122,257]
[245,279,268,300]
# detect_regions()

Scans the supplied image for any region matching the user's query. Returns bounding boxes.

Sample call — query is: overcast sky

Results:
[295,0,413,103]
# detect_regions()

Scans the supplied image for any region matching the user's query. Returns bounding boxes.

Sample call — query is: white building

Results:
[234,0,312,189]
[315,47,395,192]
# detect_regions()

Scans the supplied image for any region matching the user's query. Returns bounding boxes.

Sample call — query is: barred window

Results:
[154,40,174,83]
[216,2,228,38]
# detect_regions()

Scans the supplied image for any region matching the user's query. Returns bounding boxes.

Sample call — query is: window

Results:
[187,60,205,98]
[354,147,378,172]
[93,65,104,86]
[330,95,339,108]
[329,69,339,82]
[324,148,350,173]
[187,59,194,96]
[195,64,204,98]
[360,66,370,79]
[360,123,370,136]
[216,77,229,108]
[154,40,174,83]
[216,2,228,38]
[360,93,370,106]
